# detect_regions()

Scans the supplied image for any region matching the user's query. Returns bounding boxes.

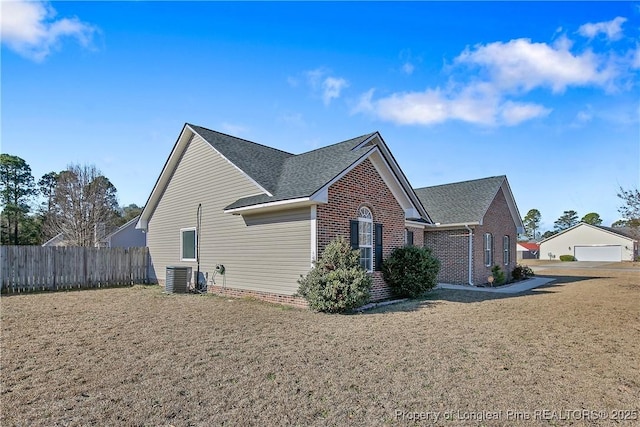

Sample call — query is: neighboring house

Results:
[100,216,146,248]
[41,233,65,247]
[137,124,429,305]
[40,217,145,248]
[539,223,638,262]
[517,242,540,260]
[414,176,524,285]
[137,124,523,305]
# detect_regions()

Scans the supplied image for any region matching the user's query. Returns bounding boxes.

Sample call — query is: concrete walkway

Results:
[436,277,555,294]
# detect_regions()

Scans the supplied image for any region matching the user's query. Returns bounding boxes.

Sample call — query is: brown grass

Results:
[2,268,639,426]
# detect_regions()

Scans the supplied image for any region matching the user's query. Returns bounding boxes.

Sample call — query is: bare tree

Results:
[46,164,120,246]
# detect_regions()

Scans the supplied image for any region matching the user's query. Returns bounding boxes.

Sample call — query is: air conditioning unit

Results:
[165,266,191,293]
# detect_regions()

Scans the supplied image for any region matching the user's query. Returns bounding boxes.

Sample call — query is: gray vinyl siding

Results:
[146,134,311,295]
[107,221,146,248]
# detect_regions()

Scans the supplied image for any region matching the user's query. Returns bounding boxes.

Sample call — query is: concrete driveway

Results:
[527,261,640,272]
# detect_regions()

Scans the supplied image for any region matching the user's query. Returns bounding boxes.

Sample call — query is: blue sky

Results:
[2,1,639,232]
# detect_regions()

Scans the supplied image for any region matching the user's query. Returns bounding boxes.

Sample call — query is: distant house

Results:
[517,242,540,260]
[137,124,525,305]
[539,222,638,262]
[41,216,145,248]
[415,176,524,285]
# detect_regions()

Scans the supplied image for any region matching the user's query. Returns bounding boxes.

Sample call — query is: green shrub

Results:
[381,246,440,298]
[491,265,506,285]
[559,255,576,262]
[511,264,535,281]
[296,236,372,313]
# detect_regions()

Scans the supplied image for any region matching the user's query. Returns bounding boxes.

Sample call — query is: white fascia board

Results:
[223,197,315,215]
[425,222,480,231]
[405,220,427,229]
[368,150,422,219]
[499,179,524,232]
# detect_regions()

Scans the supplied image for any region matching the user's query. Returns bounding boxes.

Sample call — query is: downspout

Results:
[465,225,474,286]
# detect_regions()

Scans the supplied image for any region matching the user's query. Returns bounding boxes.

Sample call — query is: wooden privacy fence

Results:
[1,246,148,293]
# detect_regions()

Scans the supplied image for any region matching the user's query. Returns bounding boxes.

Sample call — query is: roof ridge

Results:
[188,123,294,156]
[415,175,505,191]
[294,132,377,156]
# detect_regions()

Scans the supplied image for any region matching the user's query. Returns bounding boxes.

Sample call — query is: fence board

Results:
[0,246,148,293]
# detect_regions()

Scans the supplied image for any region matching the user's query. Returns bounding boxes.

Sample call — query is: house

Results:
[100,216,146,248]
[41,217,145,248]
[137,124,522,305]
[414,176,524,285]
[137,124,430,306]
[539,223,638,262]
[517,242,540,260]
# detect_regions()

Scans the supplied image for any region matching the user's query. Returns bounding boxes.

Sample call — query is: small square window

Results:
[181,228,196,261]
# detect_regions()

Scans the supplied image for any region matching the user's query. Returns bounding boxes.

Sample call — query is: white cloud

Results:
[322,76,348,105]
[455,38,616,93]
[354,84,549,127]
[304,68,349,105]
[220,122,249,136]
[578,17,627,41]
[632,45,640,69]
[0,0,97,62]
[402,62,415,75]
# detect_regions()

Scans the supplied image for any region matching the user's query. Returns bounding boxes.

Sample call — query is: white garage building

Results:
[539,223,638,262]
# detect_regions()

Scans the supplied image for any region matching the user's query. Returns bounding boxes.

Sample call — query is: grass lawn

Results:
[2,268,639,426]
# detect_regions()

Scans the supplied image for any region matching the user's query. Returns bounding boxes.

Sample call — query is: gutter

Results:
[465,224,474,286]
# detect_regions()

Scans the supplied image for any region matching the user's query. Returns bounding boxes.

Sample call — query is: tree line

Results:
[0,154,142,246]
[521,187,640,241]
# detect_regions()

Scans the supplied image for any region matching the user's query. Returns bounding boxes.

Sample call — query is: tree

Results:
[541,230,558,240]
[554,210,579,232]
[116,203,143,226]
[38,171,59,241]
[46,164,121,246]
[0,154,37,245]
[581,212,602,226]
[611,219,630,228]
[617,186,640,229]
[522,209,542,240]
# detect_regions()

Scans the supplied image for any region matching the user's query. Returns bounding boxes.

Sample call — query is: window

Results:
[503,235,510,265]
[181,228,197,261]
[483,233,493,267]
[358,207,373,272]
[405,229,414,246]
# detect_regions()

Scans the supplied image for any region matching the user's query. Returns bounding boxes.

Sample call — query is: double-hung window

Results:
[181,228,197,261]
[503,235,510,265]
[483,233,493,267]
[358,207,373,272]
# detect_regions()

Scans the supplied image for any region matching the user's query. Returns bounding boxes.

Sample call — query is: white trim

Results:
[310,205,317,265]
[503,235,510,266]
[358,207,374,273]
[180,227,197,262]
[405,220,427,229]
[484,232,493,267]
[426,221,480,230]
[224,197,314,214]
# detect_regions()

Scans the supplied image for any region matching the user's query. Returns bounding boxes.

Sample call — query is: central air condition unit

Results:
[165,266,191,293]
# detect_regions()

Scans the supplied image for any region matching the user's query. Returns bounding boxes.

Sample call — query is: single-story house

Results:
[539,222,638,262]
[517,242,540,260]
[414,176,524,285]
[42,216,146,248]
[137,123,523,305]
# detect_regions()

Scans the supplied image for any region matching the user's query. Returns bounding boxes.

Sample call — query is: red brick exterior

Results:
[317,158,406,301]
[424,187,517,285]
[208,285,309,308]
[471,187,517,285]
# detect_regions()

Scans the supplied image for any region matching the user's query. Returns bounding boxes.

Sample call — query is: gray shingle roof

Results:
[414,176,506,224]
[188,124,293,195]
[189,124,377,210]
[594,225,638,240]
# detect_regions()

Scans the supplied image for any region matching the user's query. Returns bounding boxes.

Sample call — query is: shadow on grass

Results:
[360,274,605,312]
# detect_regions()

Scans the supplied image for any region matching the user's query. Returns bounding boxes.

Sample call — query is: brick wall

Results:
[424,228,470,284]
[472,187,517,285]
[406,226,425,247]
[208,285,309,308]
[317,158,406,301]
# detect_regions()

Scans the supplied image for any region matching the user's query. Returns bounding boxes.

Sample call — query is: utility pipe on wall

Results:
[465,224,474,286]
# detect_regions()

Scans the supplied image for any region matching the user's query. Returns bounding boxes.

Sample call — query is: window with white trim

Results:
[484,233,493,267]
[181,228,197,261]
[358,207,373,272]
[503,235,510,265]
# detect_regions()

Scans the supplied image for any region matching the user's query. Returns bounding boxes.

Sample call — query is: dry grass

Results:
[2,268,639,426]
